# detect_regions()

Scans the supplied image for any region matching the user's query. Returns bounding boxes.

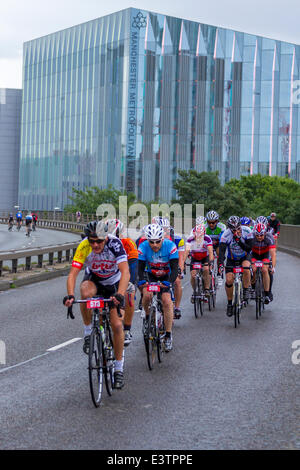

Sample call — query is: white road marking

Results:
[47,337,82,352]
[0,337,82,374]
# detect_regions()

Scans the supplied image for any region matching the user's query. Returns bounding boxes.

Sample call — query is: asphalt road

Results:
[0,251,299,450]
[0,223,81,252]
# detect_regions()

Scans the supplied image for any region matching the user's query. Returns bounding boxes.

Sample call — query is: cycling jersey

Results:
[25,215,33,225]
[138,239,178,277]
[245,232,276,259]
[166,233,185,252]
[136,236,147,248]
[219,227,250,261]
[205,222,226,248]
[72,236,127,286]
[267,217,280,235]
[121,238,138,260]
[186,235,213,261]
[16,212,22,220]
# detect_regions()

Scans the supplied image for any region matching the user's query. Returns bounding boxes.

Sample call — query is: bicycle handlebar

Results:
[67,298,122,319]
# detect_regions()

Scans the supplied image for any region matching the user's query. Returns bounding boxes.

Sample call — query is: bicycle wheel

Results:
[255,272,263,319]
[88,328,104,408]
[157,310,165,363]
[103,324,115,396]
[144,308,156,370]
[233,284,240,328]
[211,276,216,309]
[193,277,203,318]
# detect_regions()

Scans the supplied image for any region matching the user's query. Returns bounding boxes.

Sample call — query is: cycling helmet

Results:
[240,216,251,226]
[195,216,206,225]
[96,220,109,239]
[160,217,170,228]
[256,216,268,225]
[144,224,164,240]
[84,221,98,238]
[227,216,241,232]
[270,212,276,218]
[151,216,164,225]
[206,211,219,222]
[253,223,267,236]
[106,218,124,237]
[192,223,206,238]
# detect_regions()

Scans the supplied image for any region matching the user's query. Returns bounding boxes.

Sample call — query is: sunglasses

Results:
[149,240,162,245]
[88,238,105,245]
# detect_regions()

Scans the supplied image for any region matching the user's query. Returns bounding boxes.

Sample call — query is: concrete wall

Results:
[0,88,22,212]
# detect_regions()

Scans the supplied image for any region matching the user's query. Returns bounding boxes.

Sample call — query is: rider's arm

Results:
[116,261,130,296]
[169,258,179,283]
[67,266,81,297]
[208,245,214,263]
[138,260,147,282]
[270,247,276,268]
[218,242,227,265]
[235,237,252,253]
[128,258,138,284]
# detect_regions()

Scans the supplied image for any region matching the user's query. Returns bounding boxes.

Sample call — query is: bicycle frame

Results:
[143,283,166,370]
[232,266,244,328]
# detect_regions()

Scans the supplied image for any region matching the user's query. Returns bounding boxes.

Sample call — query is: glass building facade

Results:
[19,8,300,210]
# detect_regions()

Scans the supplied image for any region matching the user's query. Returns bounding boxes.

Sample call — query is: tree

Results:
[64,185,137,215]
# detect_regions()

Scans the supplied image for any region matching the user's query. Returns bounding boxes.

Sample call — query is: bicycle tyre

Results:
[255,271,263,319]
[103,324,114,396]
[233,283,240,328]
[144,308,156,370]
[88,328,104,408]
[157,309,165,363]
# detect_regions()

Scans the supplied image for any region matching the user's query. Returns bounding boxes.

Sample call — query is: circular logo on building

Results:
[132,12,147,29]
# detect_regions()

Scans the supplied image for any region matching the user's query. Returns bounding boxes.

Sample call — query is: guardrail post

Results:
[66,249,70,262]
[58,251,62,263]
[26,256,31,271]
[49,252,54,265]
[12,259,17,273]
[38,254,43,268]
[0,260,2,277]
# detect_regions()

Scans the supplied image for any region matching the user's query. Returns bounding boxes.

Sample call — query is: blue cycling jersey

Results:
[138,239,178,277]
[16,212,22,220]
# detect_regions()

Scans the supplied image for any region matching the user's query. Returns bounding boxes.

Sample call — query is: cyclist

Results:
[218,216,252,316]
[184,223,214,301]
[240,216,254,232]
[138,224,179,352]
[267,212,280,248]
[157,217,185,320]
[244,223,276,304]
[205,211,226,254]
[16,210,22,230]
[106,219,138,347]
[25,212,33,236]
[32,212,38,231]
[76,210,82,223]
[63,220,130,389]
[8,213,14,231]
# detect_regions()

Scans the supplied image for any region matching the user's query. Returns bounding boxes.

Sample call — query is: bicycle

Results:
[251,261,271,319]
[208,265,217,311]
[67,297,121,408]
[8,222,13,232]
[16,220,22,231]
[186,262,210,318]
[142,283,166,370]
[231,266,245,328]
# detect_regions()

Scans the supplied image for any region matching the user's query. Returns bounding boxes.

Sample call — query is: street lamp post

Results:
[54,207,60,220]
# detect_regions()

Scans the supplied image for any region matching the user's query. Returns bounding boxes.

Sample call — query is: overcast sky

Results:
[1,0,300,89]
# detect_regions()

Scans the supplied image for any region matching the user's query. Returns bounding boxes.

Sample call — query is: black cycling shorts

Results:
[82,272,119,298]
[225,255,251,273]
[190,256,209,271]
[145,273,171,293]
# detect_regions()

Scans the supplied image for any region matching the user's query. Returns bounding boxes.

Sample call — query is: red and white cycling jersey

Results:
[186,235,213,261]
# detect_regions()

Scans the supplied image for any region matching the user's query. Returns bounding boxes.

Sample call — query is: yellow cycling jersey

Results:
[72,237,128,285]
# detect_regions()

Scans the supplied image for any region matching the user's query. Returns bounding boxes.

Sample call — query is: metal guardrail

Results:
[0,242,79,277]
[0,218,83,277]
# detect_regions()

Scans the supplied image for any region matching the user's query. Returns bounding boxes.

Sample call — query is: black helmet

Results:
[227,216,241,231]
[84,221,98,238]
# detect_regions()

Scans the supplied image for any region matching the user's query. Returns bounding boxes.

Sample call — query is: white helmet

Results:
[193,223,206,238]
[151,216,164,225]
[196,216,206,225]
[160,217,170,228]
[96,220,109,239]
[106,219,124,237]
[144,224,164,240]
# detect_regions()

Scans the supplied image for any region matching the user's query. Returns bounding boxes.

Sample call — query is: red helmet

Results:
[254,223,267,236]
